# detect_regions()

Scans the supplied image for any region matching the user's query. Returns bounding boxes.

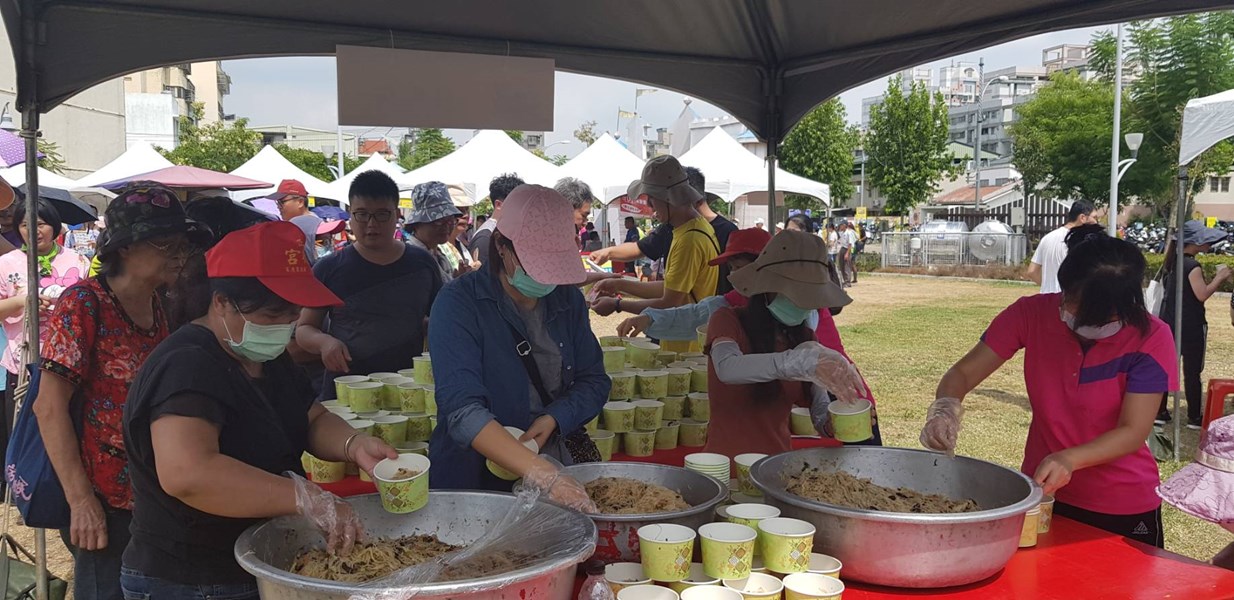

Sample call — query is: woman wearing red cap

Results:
[120,221,395,597]
[429,184,607,508]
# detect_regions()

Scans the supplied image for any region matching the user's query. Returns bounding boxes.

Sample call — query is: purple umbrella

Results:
[0,129,43,167]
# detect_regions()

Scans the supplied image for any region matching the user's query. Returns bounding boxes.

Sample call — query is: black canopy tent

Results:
[5,1,1234,597]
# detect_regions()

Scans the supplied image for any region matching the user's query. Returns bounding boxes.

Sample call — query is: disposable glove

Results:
[919,397,964,457]
[289,472,364,555]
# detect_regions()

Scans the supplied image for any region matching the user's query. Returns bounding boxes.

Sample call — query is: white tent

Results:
[229,145,332,202]
[1179,88,1234,166]
[0,164,77,190]
[74,142,174,187]
[558,133,644,203]
[322,153,408,205]
[680,127,830,203]
[396,130,561,201]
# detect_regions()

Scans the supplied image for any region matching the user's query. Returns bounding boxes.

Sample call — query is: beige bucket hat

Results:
[727,230,851,309]
[627,155,704,207]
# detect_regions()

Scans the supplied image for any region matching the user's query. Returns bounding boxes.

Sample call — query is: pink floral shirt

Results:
[0,246,88,374]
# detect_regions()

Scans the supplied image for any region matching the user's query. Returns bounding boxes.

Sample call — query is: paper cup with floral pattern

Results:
[638,371,670,400]
[610,371,637,401]
[638,524,697,582]
[369,415,409,445]
[662,395,687,420]
[349,419,375,435]
[600,335,626,348]
[666,369,692,397]
[605,562,651,595]
[604,401,637,433]
[757,518,815,574]
[378,376,413,410]
[690,366,709,393]
[687,393,711,421]
[624,430,657,457]
[782,573,843,600]
[656,351,679,367]
[586,416,601,433]
[396,441,429,456]
[828,398,872,442]
[402,412,432,442]
[373,454,430,514]
[667,563,720,594]
[589,429,617,461]
[700,522,756,580]
[347,381,384,412]
[790,407,815,436]
[410,356,433,385]
[332,375,370,406]
[725,504,780,558]
[397,382,425,413]
[656,420,681,450]
[616,585,679,600]
[1038,494,1055,534]
[422,385,437,416]
[696,326,708,349]
[734,454,767,497]
[680,419,709,447]
[806,553,842,579]
[603,346,629,373]
[722,573,783,600]
[310,456,345,483]
[633,399,666,429]
[487,426,540,481]
[627,341,660,369]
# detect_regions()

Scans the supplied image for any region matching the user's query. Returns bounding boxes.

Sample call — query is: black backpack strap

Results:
[506,322,555,405]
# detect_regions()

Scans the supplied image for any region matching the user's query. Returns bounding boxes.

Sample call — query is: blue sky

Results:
[224,25,1106,159]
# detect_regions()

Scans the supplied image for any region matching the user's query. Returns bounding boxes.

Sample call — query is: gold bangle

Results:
[342,432,364,463]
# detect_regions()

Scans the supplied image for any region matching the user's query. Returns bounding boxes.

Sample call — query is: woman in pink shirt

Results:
[921,225,1177,548]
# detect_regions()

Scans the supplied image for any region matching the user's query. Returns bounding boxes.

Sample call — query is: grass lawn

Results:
[591,272,1229,563]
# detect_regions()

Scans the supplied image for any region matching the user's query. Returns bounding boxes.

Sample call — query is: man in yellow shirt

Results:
[592,155,719,352]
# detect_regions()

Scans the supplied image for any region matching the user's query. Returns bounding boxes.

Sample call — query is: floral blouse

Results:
[0,245,89,374]
[40,277,168,510]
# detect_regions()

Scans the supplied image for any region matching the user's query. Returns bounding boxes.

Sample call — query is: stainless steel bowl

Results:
[751,447,1042,588]
[235,491,597,600]
[563,462,727,562]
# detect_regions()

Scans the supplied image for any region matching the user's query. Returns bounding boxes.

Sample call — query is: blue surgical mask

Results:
[508,266,557,299]
[224,306,296,363]
[768,295,811,326]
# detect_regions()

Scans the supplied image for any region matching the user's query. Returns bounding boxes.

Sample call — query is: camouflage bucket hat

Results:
[409,181,462,225]
[96,182,212,256]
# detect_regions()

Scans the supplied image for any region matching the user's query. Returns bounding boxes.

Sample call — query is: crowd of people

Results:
[0,150,1223,600]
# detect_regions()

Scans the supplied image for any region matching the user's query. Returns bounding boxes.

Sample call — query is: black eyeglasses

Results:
[352,210,394,223]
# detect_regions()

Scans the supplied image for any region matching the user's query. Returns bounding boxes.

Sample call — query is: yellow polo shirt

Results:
[661,216,719,352]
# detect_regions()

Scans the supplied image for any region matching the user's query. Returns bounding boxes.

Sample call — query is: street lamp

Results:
[973,75,1009,208]
[0,103,16,132]
[321,144,340,179]
[1108,132,1142,235]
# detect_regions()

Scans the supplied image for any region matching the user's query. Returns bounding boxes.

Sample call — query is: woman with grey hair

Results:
[554,177,593,228]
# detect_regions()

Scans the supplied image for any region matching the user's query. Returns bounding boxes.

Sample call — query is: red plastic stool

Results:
[1204,379,1234,430]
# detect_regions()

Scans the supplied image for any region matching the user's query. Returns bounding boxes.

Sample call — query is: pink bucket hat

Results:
[1158,414,1234,524]
[496,184,586,285]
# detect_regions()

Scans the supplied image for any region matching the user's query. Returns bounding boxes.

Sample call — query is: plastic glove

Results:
[919,397,964,457]
[780,342,865,404]
[288,472,364,555]
[522,457,598,513]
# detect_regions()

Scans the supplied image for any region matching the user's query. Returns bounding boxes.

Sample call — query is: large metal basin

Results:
[751,447,1041,589]
[235,491,597,600]
[562,462,727,562]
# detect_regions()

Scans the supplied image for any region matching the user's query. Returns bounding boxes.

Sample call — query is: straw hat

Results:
[1158,414,1234,523]
[727,230,851,309]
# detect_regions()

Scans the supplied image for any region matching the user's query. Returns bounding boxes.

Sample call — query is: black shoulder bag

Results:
[506,323,601,463]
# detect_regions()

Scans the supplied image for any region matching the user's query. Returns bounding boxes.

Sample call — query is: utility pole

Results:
[1108,23,1124,237]
[973,58,984,209]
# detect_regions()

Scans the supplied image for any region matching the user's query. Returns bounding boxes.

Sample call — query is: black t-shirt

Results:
[1162,255,1206,331]
[469,228,494,265]
[638,216,737,293]
[123,324,316,585]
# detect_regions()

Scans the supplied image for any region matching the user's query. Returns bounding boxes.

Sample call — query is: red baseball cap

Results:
[206,221,342,308]
[267,179,308,200]
[709,227,772,266]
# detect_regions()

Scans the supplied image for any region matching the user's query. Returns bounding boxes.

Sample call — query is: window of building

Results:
[1223,177,1231,193]
[1212,177,1222,193]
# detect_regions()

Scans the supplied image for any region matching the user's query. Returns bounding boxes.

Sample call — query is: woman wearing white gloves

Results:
[702,231,866,457]
[920,225,1176,548]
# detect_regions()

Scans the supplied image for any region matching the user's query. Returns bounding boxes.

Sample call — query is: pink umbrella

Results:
[97,165,273,191]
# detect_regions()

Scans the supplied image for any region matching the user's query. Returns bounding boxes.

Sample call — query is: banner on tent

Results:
[617,194,654,218]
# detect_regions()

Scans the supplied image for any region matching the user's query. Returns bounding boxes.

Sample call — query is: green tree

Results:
[504,130,524,144]
[473,197,494,216]
[574,120,599,146]
[1010,72,1123,206]
[866,76,958,217]
[274,145,361,181]
[159,103,262,172]
[410,129,456,169]
[37,140,67,174]
[779,99,860,205]
[531,147,569,166]
[396,138,415,171]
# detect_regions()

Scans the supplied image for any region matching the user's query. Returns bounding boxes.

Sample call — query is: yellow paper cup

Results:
[404,412,432,442]
[638,371,670,400]
[616,585,679,600]
[656,421,681,450]
[783,573,844,600]
[333,375,370,406]
[367,372,399,382]
[590,429,617,461]
[1039,494,1055,534]
[680,352,706,363]
[696,326,708,349]
[309,455,345,483]
[369,415,409,445]
[398,383,426,413]
[349,419,375,435]
[300,452,313,473]
[757,518,816,574]
[600,335,626,348]
[666,564,719,594]
[320,400,345,410]
[687,393,711,422]
[725,504,781,555]
[656,351,679,367]
[663,395,687,420]
[681,587,741,600]
[373,454,430,514]
[828,399,873,443]
[604,347,629,373]
[734,454,768,497]
[324,406,355,420]
[1020,507,1041,548]
[722,573,783,600]
[680,419,709,447]
[380,376,414,410]
[610,371,637,401]
[422,385,437,416]
[789,407,815,436]
[667,369,692,397]
[586,416,601,433]
[397,368,417,379]
[412,355,434,385]
[347,381,384,412]
[604,401,637,433]
[700,522,757,580]
[806,553,842,579]
[429,416,437,431]
[638,524,697,582]
[634,399,666,429]
[690,366,709,393]
[487,426,540,481]
[624,430,657,457]
[628,341,660,369]
[605,562,651,596]
[396,441,429,456]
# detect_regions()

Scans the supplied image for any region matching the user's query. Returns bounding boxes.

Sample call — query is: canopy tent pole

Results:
[1172,166,1187,462]
[767,137,778,228]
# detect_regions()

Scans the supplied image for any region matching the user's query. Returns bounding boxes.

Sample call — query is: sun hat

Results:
[710,227,772,266]
[266,179,309,201]
[96,182,211,256]
[184,195,276,245]
[409,181,463,225]
[627,155,704,208]
[0,176,14,211]
[495,184,585,285]
[206,221,342,308]
[1158,415,1234,524]
[316,219,347,236]
[727,230,851,309]
[1182,220,1228,247]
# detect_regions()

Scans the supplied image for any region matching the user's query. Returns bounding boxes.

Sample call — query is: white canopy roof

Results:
[323,153,408,205]
[74,142,174,188]
[1179,88,1234,166]
[680,127,830,204]
[0,164,77,190]
[396,130,561,201]
[557,133,644,203]
[229,145,332,201]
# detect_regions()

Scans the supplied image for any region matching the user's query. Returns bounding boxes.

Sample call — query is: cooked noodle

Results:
[290,535,458,583]
[585,477,691,514]
[785,466,980,514]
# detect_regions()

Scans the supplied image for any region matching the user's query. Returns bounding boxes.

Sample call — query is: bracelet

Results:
[616,297,623,313]
[342,432,364,463]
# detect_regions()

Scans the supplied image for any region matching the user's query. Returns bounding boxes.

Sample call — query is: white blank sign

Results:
[336,45,555,130]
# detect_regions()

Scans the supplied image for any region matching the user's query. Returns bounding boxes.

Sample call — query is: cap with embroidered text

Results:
[206,221,341,308]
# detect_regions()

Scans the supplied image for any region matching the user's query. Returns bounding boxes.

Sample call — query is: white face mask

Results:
[1060,307,1123,340]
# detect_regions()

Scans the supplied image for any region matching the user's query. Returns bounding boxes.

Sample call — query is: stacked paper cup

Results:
[684,452,731,483]
[591,342,712,457]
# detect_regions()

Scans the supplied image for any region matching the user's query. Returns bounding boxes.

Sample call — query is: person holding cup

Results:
[920,225,1175,548]
[429,185,606,510]
[121,221,397,597]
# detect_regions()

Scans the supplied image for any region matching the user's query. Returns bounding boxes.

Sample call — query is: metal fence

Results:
[880,231,1028,267]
